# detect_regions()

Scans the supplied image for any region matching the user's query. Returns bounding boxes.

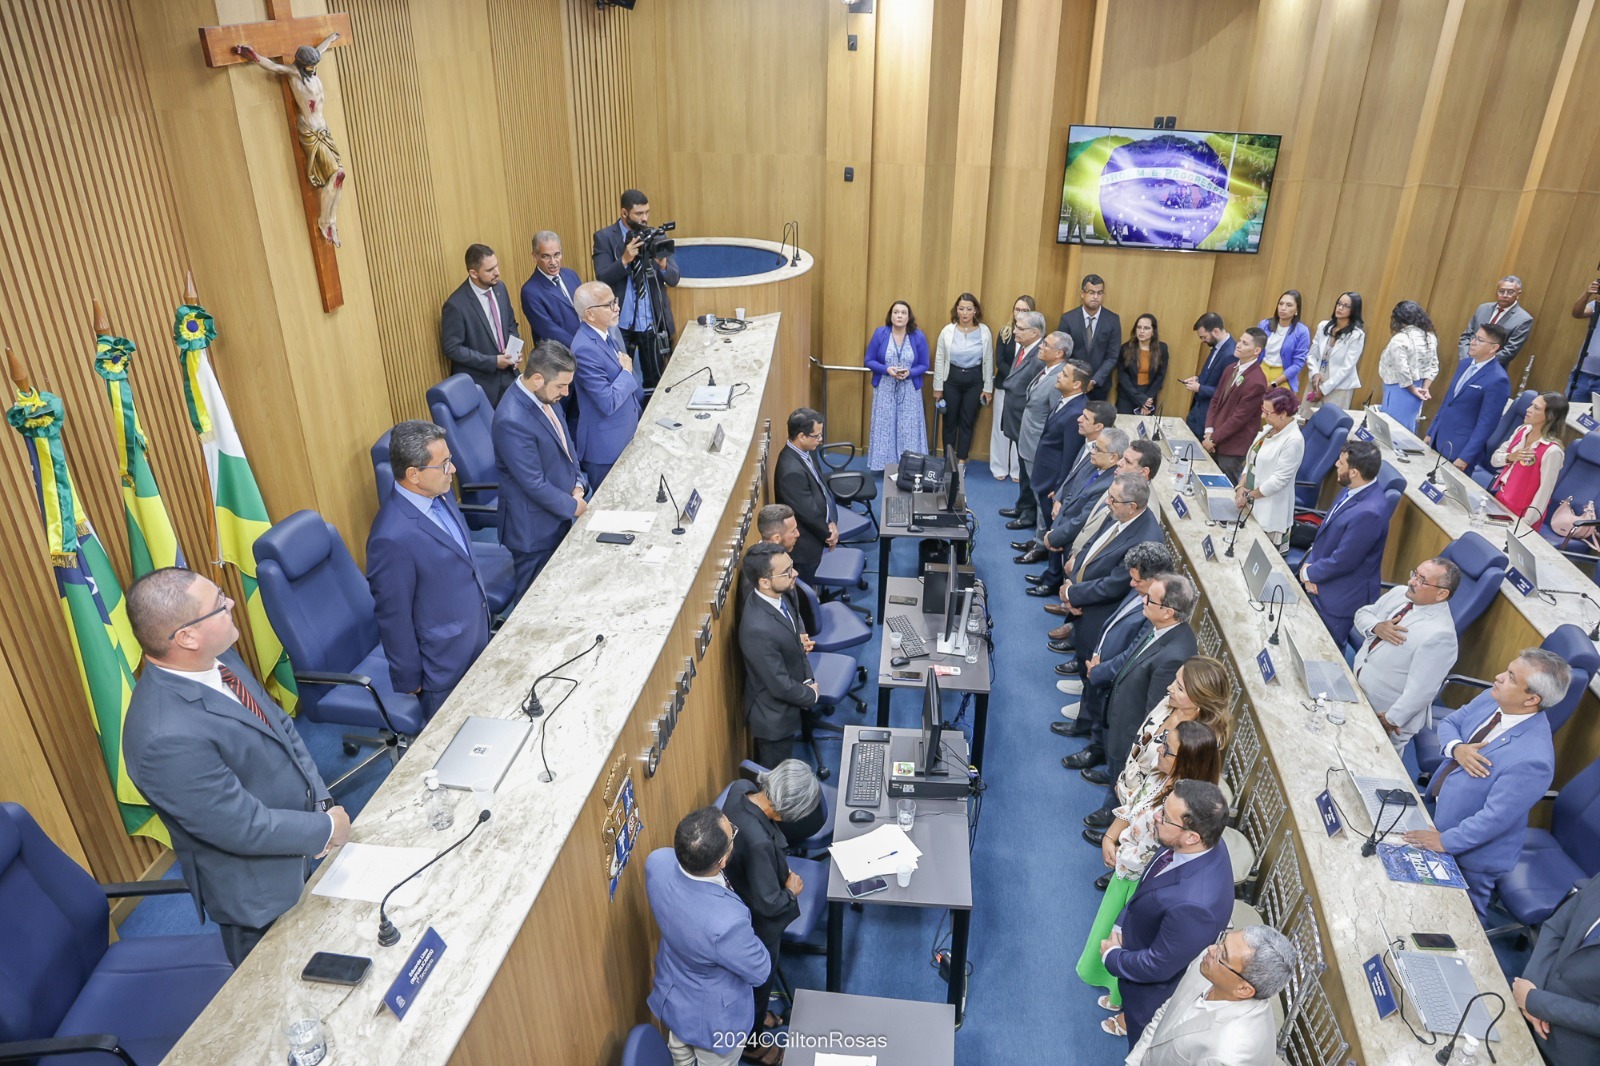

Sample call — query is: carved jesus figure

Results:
[235,35,346,247]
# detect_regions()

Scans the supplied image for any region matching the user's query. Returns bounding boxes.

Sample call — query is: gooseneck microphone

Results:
[1224,501,1251,558]
[1507,505,1542,543]
[1267,583,1286,645]
[663,365,716,393]
[658,475,686,535]
[377,809,492,947]
[1427,440,1455,485]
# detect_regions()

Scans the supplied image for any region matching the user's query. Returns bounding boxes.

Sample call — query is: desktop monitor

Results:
[920,669,948,777]
[943,444,962,514]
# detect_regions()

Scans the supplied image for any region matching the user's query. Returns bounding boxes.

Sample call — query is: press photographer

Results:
[593,188,681,389]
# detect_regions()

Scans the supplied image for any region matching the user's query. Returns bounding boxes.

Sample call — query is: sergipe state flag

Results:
[92,331,185,577]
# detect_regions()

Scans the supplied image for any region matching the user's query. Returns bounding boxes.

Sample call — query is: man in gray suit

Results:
[124,567,349,966]
[1351,557,1459,751]
[998,311,1046,526]
[1017,330,1074,540]
[1459,275,1534,369]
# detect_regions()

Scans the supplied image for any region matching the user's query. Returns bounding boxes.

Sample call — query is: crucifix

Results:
[198,1,354,313]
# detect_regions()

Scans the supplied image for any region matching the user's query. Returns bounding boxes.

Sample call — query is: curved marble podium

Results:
[666,237,814,379]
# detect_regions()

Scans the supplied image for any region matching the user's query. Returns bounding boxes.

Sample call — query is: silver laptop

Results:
[1379,916,1501,1041]
[1283,629,1357,702]
[431,715,531,791]
[1241,539,1298,607]
[1335,742,1430,833]
[1365,409,1425,455]
[1158,434,1196,464]
[1439,476,1515,521]
[686,384,734,410]
[1505,529,1539,588]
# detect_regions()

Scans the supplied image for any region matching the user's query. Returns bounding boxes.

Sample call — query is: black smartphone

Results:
[888,594,918,606]
[1410,932,1458,952]
[846,876,889,899]
[597,532,635,545]
[1376,788,1417,808]
[301,951,372,986]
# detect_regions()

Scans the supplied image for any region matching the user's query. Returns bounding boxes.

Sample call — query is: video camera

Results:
[628,220,677,261]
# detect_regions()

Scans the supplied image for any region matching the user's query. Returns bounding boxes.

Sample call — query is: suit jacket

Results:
[1105,843,1237,1040]
[1068,508,1164,652]
[1459,301,1535,367]
[1043,463,1113,552]
[1104,623,1199,772]
[1126,950,1280,1066]
[519,266,583,346]
[570,323,644,466]
[441,279,521,408]
[1018,362,1066,462]
[1351,588,1458,738]
[1032,393,1088,499]
[738,591,817,741]
[1205,359,1269,457]
[366,489,491,697]
[1426,358,1512,473]
[720,780,800,943]
[1433,693,1555,881]
[1058,306,1124,398]
[999,341,1043,440]
[1302,481,1391,633]
[123,650,333,929]
[492,382,584,554]
[645,848,770,1050]
[1116,342,1169,414]
[1240,423,1305,536]
[864,326,931,389]
[593,220,681,340]
[774,444,836,577]
[1186,335,1237,436]
[1521,876,1600,1065]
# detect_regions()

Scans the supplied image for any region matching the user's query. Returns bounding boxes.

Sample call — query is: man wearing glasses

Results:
[1350,557,1460,751]
[570,279,644,489]
[774,407,839,587]
[1457,275,1534,370]
[124,567,350,966]
[739,543,820,768]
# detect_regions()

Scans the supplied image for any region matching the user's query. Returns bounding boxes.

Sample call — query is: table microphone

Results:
[1151,398,1165,440]
[1224,504,1251,558]
[377,809,492,947]
[663,365,716,393]
[1427,440,1455,485]
[1267,583,1286,645]
[657,475,686,535]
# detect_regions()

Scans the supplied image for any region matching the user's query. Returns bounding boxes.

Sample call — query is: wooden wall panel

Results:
[563,0,637,238]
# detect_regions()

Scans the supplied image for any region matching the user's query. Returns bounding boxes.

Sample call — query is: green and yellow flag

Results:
[6,384,167,844]
[92,332,185,577]
[172,303,297,712]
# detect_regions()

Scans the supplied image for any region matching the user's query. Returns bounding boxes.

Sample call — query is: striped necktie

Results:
[218,664,272,729]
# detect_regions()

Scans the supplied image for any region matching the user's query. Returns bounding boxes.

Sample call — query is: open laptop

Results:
[1158,434,1196,464]
[1194,473,1240,522]
[1505,528,1540,589]
[1335,742,1430,834]
[1439,475,1515,521]
[1283,629,1358,702]
[432,716,532,791]
[1241,539,1298,607]
[1364,409,1426,456]
[686,384,734,411]
[1378,915,1501,1041]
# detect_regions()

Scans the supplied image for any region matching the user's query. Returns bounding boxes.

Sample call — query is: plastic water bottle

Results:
[1471,496,1489,528]
[422,770,454,831]
[1456,1034,1481,1064]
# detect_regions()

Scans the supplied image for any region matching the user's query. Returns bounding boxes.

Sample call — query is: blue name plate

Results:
[1580,413,1598,432]
[1354,426,1375,443]
[1365,954,1398,1018]
[1137,420,1149,439]
[1172,495,1189,519]
[1201,535,1216,561]
[384,927,447,1020]
[1419,480,1444,504]
[1316,789,1343,836]
[1257,648,1276,683]
[1507,567,1534,596]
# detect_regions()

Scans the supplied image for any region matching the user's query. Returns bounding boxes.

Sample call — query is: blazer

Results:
[773,444,836,577]
[1043,462,1113,553]
[1058,306,1124,398]
[1103,623,1199,772]
[123,650,333,929]
[1433,693,1555,882]
[1068,507,1164,650]
[1302,481,1391,632]
[1104,842,1236,1040]
[570,323,644,466]
[863,326,930,389]
[593,220,681,339]
[440,278,521,408]
[1126,950,1281,1066]
[1257,318,1311,391]
[1351,588,1458,738]
[1085,590,1151,676]
[1240,423,1306,536]
[1031,393,1088,500]
[366,488,491,697]
[519,266,584,346]
[932,322,994,392]
[720,780,800,943]
[1426,357,1512,473]
[1116,342,1169,415]
[1307,321,1366,395]
[738,591,817,741]
[644,848,770,1050]
[999,341,1044,440]
[492,382,584,554]
[1459,301,1535,367]
[1018,361,1066,462]
[1185,335,1236,436]
[1205,359,1269,457]
[1521,875,1600,1065]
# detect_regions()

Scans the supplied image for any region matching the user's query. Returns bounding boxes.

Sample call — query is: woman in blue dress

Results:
[865,300,930,470]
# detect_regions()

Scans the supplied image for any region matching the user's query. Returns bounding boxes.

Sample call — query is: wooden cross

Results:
[199,1,353,313]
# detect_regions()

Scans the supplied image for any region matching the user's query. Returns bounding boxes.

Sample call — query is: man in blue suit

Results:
[1102,780,1235,1047]
[1405,649,1569,917]
[493,340,587,599]
[366,420,492,718]
[1028,423,1126,596]
[570,280,644,489]
[520,231,584,346]
[1183,313,1236,437]
[1299,440,1389,646]
[1426,322,1513,475]
[646,807,771,1066]
[1028,361,1093,523]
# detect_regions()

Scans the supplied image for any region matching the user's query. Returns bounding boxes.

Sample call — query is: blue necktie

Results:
[429,496,468,555]
[778,597,795,630]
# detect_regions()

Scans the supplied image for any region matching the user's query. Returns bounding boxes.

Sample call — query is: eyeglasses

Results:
[168,595,233,641]
[1158,809,1188,831]
[1158,739,1176,758]
[1210,929,1249,982]
[1143,593,1168,608]
[1407,568,1446,590]
[800,430,824,440]
[1107,495,1131,506]
[419,457,456,474]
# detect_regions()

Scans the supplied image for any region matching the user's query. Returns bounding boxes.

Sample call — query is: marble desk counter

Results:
[164,316,785,1065]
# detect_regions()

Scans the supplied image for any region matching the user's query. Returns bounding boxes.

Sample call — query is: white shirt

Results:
[1445,709,1539,758]
[541,268,571,300]
[1454,356,1492,395]
[1351,585,1458,741]
[754,589,794,628]
[1161,845,1210,875]
[679,862,730,889]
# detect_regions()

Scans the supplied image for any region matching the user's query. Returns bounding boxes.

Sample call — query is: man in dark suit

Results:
[1516,874,1600,1064]
[1203,326,1269,483]
[593,189,681,389]
[1459,276,1535,369]
[1026,422,1125,592]
[123,567,350,965]
[997,311,1046,523]
[520,230,585,348]
[1299,441,1389,646]
[367,420,493,717]
[1057,274,1123,401]
[1183,313,1236,437]
[1026,360,1093,545]
[492,340,587,599]
[738,543,820,768]
[1102,779,1235,1048]
[1427,322,1513,475]
[1058,473,1163,682]
[440,243,522,408]
[570,280,644,489]
[773,407,838,587]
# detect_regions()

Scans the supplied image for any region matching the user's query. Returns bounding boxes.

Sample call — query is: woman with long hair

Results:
[1305,291,1366,409]
[1107,657,1233,810]
[1377,300,1440,432]
[989,295,1037,480]
[1490,392,1568,530]
[864,300,930,470]
[1258,289,1311,392]
[1115,313,1168,415]
[932,292,994,474]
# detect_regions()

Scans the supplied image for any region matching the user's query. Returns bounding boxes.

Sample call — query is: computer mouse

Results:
[889,656,910,668]
[906,524,924,534]
[849,810,875,825]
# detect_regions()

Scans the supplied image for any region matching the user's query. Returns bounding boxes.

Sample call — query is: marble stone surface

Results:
[1155,417,1539,1066]
[163,316,784,1065]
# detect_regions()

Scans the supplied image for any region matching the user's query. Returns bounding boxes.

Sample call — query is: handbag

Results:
[1551,497,1600,553]
[895,451,947,493]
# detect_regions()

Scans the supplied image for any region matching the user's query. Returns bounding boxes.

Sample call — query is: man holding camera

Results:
[593,189,680,389]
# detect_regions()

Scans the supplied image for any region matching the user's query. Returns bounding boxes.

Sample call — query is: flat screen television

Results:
[1057,125,1282,253]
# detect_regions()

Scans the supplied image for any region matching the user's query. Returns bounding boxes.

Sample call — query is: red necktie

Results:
[218,664,273,729]
[485,288,504,348]
[1365,602,1413,653]
[1429,711,1502,797]
[1013,343,1031,372]
[1490,307,1504,326]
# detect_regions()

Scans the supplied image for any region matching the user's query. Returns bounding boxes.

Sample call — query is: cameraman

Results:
[593,189,680,389]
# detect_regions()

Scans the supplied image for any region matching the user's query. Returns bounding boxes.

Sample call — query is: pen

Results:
[875,850,898,861]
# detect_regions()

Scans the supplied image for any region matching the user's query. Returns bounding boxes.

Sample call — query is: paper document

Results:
[587,510,657,534]
[505,334,524,362]
[816,1055,876,1066]
[312,842,436,905]
[642,544,672,567]
[828,824,922,883]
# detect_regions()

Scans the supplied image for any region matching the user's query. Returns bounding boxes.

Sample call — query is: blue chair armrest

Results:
[458,481,498,494]
[1438,673,1491,696]
[294,669,373,688]
[101,879,191,899]
[819,442,856,471]
[0,1035,135,1064]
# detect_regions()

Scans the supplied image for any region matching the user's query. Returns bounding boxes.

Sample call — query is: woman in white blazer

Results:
[1234,387,1306,550]
[1304,291,1366,409]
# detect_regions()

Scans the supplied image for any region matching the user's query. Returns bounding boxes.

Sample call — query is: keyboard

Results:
[1404,954,1461,1031]
[885,614,928,658]
[886,496,911,527]
[846,739,888,807]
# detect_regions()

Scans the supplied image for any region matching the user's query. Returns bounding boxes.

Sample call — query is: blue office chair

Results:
[0,803,234,1066]
[740,759,837,855]
[1294,404,1353,509]
[1472,390,1538,489]
[819,442,880,543]
[796,579,872,655]
[370,431,517,617]
[1284,460,1406,572]
[1491,753,1600,935]
[619,1024,671,1066]
[812,546,873,623]
[425,374,499,531]
[711,783,829,953]
[1437,531,1508,636]
[255,510,426,788]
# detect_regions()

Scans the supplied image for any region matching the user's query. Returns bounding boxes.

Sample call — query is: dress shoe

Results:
[998,507,1020,519]
[1010,539,1036,552]
[1048,623,1074,641]
[1043,603,1069,617]
[1025,585,1058,598]
[1004,517,1035,530]
[1054,661,1082,677]
[1061,747,1103,770]
[1014,547,1048,564]
[1094,872,1113,892]
[1024,572,1050,586]
[1082,827,1106,847]
[1047,638,1074,653]
[1083,807,1116,829]
[1052,719,1091,738]
[1081,767,1113,786]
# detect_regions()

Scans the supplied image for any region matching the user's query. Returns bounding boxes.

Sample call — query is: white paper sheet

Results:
[642,544,672,567]
[311,843,436,904]
[827,824,922,883]
[504,334,524,363]
[586,510,657,534]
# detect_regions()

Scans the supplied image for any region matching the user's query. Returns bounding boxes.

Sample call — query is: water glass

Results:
[896,798,916,832]
[286,1017,327,1066]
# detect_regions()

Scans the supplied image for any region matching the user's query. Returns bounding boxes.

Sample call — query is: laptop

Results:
[1283,629,1358,702]
[1241,539,1298,607]
[1195,473,1239,522]
[1158,435,1197,464]
[1364,409,1426,456]
[1335,742,1430,834]
[431,716,532,791]
[686,384,734,411]
[1378,915,1501,1041]
[1438,476,1515,521]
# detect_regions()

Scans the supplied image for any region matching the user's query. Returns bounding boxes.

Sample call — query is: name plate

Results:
[1507,567,1534,596]
[682,488,703,526]
[384,927,446,1020]
[1137,420,1149,439]
[1419,480,1444,504]
[709,423,726,453]
[1257,648,1277,683]
[1580,413,1599,432]
[1364,954,1398,1019]
[1354,426,1375,443]
[1201,534,1216,561]
[1316,789,1343,836]
[1171,495,1189,519]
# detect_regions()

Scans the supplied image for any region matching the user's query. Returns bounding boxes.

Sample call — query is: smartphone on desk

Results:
[846,876,889,900]
[1410,932,1458,952]
[301,951,372,986]
[596,532,635,545]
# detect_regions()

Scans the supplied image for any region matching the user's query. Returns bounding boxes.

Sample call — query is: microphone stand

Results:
[1427,440,1455,485]
[1224,502,1251,558]
[658,475,686,535]
[377,809,492,947]
[662,365,717,393]
[1151,399,1165,440]
[1267,582,1286,644]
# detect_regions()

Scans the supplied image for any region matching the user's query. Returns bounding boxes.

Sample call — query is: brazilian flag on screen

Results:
[172,303,297,712]
[93,333,185,577]
[6,387,166,843]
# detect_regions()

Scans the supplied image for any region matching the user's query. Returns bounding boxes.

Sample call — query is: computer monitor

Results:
[920,669,948,776]
[935,541,972,655]
[943,444,962,514]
